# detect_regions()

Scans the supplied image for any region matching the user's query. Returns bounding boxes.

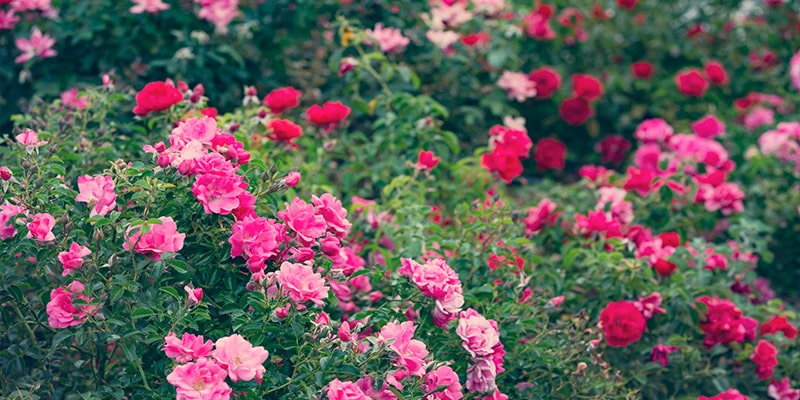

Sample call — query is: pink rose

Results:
[277,261,330,306]
[327,378,370,400]
[46,281,93,329]
[75,175,117,217]
[456,308,500,357]
[163,332,214,363]
[213,334,269,382]
[466,358,497,394]
[58,242,92,276]
[312,193,352,238]
[123,216,185,260]
[166,357,232,400]
[26,212,56,242]
[278,197,327,246]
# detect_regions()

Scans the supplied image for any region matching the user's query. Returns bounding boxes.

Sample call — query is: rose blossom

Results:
[58,242,92,276]
[163,332,214,363]
[166,357,232,400]
[46,281,94,329]
[279,197,327,245]
[277,261,330,306]
[75,175,117,217]
[212,334,269,382]
[599,300,646,347]
[26,213,56,242]
[123,216,186,260]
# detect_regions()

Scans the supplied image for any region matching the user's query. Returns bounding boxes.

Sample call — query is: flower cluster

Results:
[399,257,464,327]
[456,308,506,397]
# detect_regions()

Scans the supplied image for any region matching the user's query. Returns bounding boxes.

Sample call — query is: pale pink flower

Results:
[164,332,214,363]
[432,291,465,328]
[465,358,497,394]
[60,89,88,110]
[26,212,55,242]
[184,285,203,305]
[58,242,92,276]
[15,27,57,64]
[791,49,800,92]
[502,116,527,131]
[744,107,775,131]
[471,0,505,14]
[11,0,54,14]
[366,23,409,53]
[497,71,537,102]
[213,334,269,382]
[379,321,429,377]
[426,3,473,29]
[16,129,43,147]
[457,308,500,357]
[634,118,673,144]
[424,365,463,400]
[595,187,633,225]
[191,174,248,215]
[759,130,799,161]
[75,175,117,217]
[171,116,219,148]
[195,0,239,34]
[166,357,232,400]
[124,216,186,260]
[277,261,330,306]
[426,30,461,50]
[130,0,170,14]
[0,10,20,30]
[312,193,352,238]
[278,197,327,246]
[46,281,93,329]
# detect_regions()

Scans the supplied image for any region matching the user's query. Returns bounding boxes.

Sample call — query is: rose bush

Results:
[3,0,800,400]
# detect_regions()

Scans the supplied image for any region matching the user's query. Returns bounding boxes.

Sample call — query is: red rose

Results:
[658,232,681,248]
[461,32,490,47]
[596,135,630,164]
[528,67,561,99]
[533,138,566,171]
[481,146,523,183]
[631,61,654,80]
[267,119,303,143]
[264,87,302,114]
[133,81,184,116]
[704,61,729,85]
[307,101,351,128]
[675,69,709,98]
[760,316,798,339]
[559,96,593,125]
[699,389,750,400]
[750,340,778,380]
[654,259,677,276]
[616,0,638,10]
[623,167,658,197]
[599,301,647,347]
[571,74,603,101]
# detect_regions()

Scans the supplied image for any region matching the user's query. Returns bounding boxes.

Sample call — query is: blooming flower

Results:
[379,321,429,377]
[599,301,646,347]
[185,285,203,305]
[312,193,352,239]
[75,175,117,217]
[264,86,302,114]
[15,27,57,64]
[191,174,248,215]
[212,334,269,382]
[424,366,463,399]
[58,242,92,276]
[133,81,183,115]
[166,357,232,400]
[416,149,441,170]
[497,71,537,102]
[768,378,800,400]
[696,296,757,349]
[751,340,778,380]
[46,281,94,329]
[123,216,186,260]
[60,89,88,110]
[366,23,409,53]
[278,197,327,246]
[457,308,500,357]
[26,213,56,242]
[534,138,566,170]
[164,332,214,363]
[699,389,749,400]
[277,261,329,306]
[129,0,169,14]
[195,0,239,34]
[760,316,798,339]
[307,101,351,129]
[327,378,370,400]
[650,344,679,366]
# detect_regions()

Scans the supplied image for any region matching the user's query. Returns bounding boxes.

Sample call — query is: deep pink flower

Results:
[327,378,370,400]
[166,357,232,400]
[634,118,673,144]
[277,261,329,306]
[312,193,352,238]
[307,101,351,129]
[523,198,558,236]
[599,301,647,347]
[46,281,94,329]
[213,334,269,382]
[278,197,327,246]
[424,365,463,399]
[650,344,679,366]
[58,242,92,276]
[0,202,25,240]
[285,171,301,187]
[15,27,57,63]
[379,321,429,377]
[75,175,117,217]
[26,213,56,242]
[124,216,186,260]
[133,81,183,116]
[0,9,20,30]
[163,332,214,363]
[698,389,749,400]
[417,149,441,170]
[696,296,758,349]
[191,174,248,215]
[675,68,709,98]
[768,378,800,400]
[760,316,798,339]
[751,340,778,380]
[184,285,203,305]
[692,115,726,139]
[229,215,282,264]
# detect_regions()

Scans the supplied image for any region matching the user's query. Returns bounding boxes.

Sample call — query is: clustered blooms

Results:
[164,333,268,399]
[46,281,95,329]
[194,0,239,34]
[378,321,430,381]
[758,122,800,174]
[523,198,559,236]
[695,296,757,349]
[456,308,506,397]
[480,122,534,183]
[365,23,409,53]
[560,73,603,126]
[399,257,464,327]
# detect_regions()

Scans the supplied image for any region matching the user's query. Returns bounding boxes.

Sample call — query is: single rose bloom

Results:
[599,300,647,347]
